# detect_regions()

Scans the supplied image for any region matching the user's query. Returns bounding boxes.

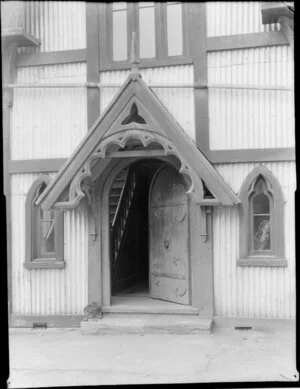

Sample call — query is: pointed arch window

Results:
[24,175,65,269]
[238,165,287,267]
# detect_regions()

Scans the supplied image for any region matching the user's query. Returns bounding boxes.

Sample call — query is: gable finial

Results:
[130,32,141,80]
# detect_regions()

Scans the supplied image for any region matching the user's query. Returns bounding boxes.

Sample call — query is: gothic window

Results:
[250,178,272,254]
[238,165,287,267]
[24,175,65,269]
[99,2,189,70]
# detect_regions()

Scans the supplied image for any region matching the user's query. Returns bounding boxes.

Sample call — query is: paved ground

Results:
[8,324,298,387]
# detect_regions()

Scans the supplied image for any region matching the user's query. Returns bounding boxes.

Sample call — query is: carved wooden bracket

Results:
[82,182,98,241]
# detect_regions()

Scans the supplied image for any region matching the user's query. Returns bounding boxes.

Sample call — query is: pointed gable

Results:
[36,72,239,210]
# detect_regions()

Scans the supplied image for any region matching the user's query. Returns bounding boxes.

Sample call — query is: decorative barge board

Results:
[36,69,239,330]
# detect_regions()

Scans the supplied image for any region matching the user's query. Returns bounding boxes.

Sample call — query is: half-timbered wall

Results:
[207,45,294,150]
[11,63,87,159]
[100,65,196,140]
[213,162,296,319]
[6,2,295,321]
[11,173,88,315]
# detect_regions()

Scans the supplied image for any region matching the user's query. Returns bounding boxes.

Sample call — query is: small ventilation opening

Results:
[235,326,252,331]
[33,322,47,329]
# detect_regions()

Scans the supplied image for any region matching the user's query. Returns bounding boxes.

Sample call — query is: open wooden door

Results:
[149,165,190,305]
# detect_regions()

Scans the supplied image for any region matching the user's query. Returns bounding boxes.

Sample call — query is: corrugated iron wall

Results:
[11,63,87,159]
[207,45,294,150]
[100,65,196,140]
[206,2,280,36]
[11,173,88,315]
[213,162,296,319]
[19,1,86,54]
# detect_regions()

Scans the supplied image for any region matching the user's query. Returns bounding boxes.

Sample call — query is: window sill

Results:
[237,257,288,267]
[24,260,66,269]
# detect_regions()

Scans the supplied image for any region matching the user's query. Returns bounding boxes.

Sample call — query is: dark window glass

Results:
[253,216,271,251]
[252,192,271,252]
[40,209,55,254]
[253,193,270,214]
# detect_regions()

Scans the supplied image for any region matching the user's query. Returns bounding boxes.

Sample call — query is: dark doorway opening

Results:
[109,159,162,297]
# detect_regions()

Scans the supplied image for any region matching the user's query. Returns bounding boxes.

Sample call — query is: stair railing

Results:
[111,167,137,279]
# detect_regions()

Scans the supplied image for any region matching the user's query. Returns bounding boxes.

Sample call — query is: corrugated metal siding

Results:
[100,65,196,140]
[19,1,86,54]
[206,2,280,37]
[208,45,294,150]
[11,173,88,315]
[213,162,296,319]
[11,63,87,160]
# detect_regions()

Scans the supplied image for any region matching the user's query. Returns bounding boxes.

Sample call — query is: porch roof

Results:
[36,71,240,210]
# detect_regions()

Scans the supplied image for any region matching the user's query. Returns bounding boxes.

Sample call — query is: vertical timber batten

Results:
[3,42,18,322]
[189,3,209,154]
[86,2,100,130]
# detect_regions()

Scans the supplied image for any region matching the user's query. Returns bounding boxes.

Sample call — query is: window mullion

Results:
[107,4,113,66]
[159,3,168,59]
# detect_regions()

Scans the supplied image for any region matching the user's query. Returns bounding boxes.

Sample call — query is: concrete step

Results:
[81,314,213,335]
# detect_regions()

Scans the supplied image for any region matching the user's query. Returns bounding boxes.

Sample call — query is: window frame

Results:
[24,175,65,269]
[98,2,192,71]
[238,165,287,267]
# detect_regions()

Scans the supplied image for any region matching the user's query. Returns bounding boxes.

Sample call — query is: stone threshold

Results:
[81,314,213,335]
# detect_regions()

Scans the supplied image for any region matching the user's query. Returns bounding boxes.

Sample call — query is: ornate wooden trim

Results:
[36,74,239,211]
[53,130,204,210]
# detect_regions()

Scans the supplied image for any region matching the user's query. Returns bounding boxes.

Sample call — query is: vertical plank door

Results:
[149,165,190,305]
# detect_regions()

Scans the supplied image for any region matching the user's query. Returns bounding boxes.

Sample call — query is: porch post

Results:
[87,191,102,305]
[189,201,214,318]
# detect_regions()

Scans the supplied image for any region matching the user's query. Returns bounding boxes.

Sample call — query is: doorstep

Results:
[80,313,213,335]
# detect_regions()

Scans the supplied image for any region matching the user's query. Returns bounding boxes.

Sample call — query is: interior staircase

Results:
[109,167,129,226]
[110,166,137,282]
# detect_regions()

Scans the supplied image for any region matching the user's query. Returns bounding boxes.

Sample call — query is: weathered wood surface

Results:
[149,165,189,305]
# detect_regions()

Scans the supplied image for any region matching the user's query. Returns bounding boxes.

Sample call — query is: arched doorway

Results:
[106,157,192,308]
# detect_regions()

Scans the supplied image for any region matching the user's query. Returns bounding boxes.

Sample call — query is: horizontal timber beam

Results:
[5,83,293,91]
[207,148,295,164]
[14,31,289,68]
[16,49,86,67]
[106,150,166,158]
[9,159,67,173]
[207,31,289,52]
